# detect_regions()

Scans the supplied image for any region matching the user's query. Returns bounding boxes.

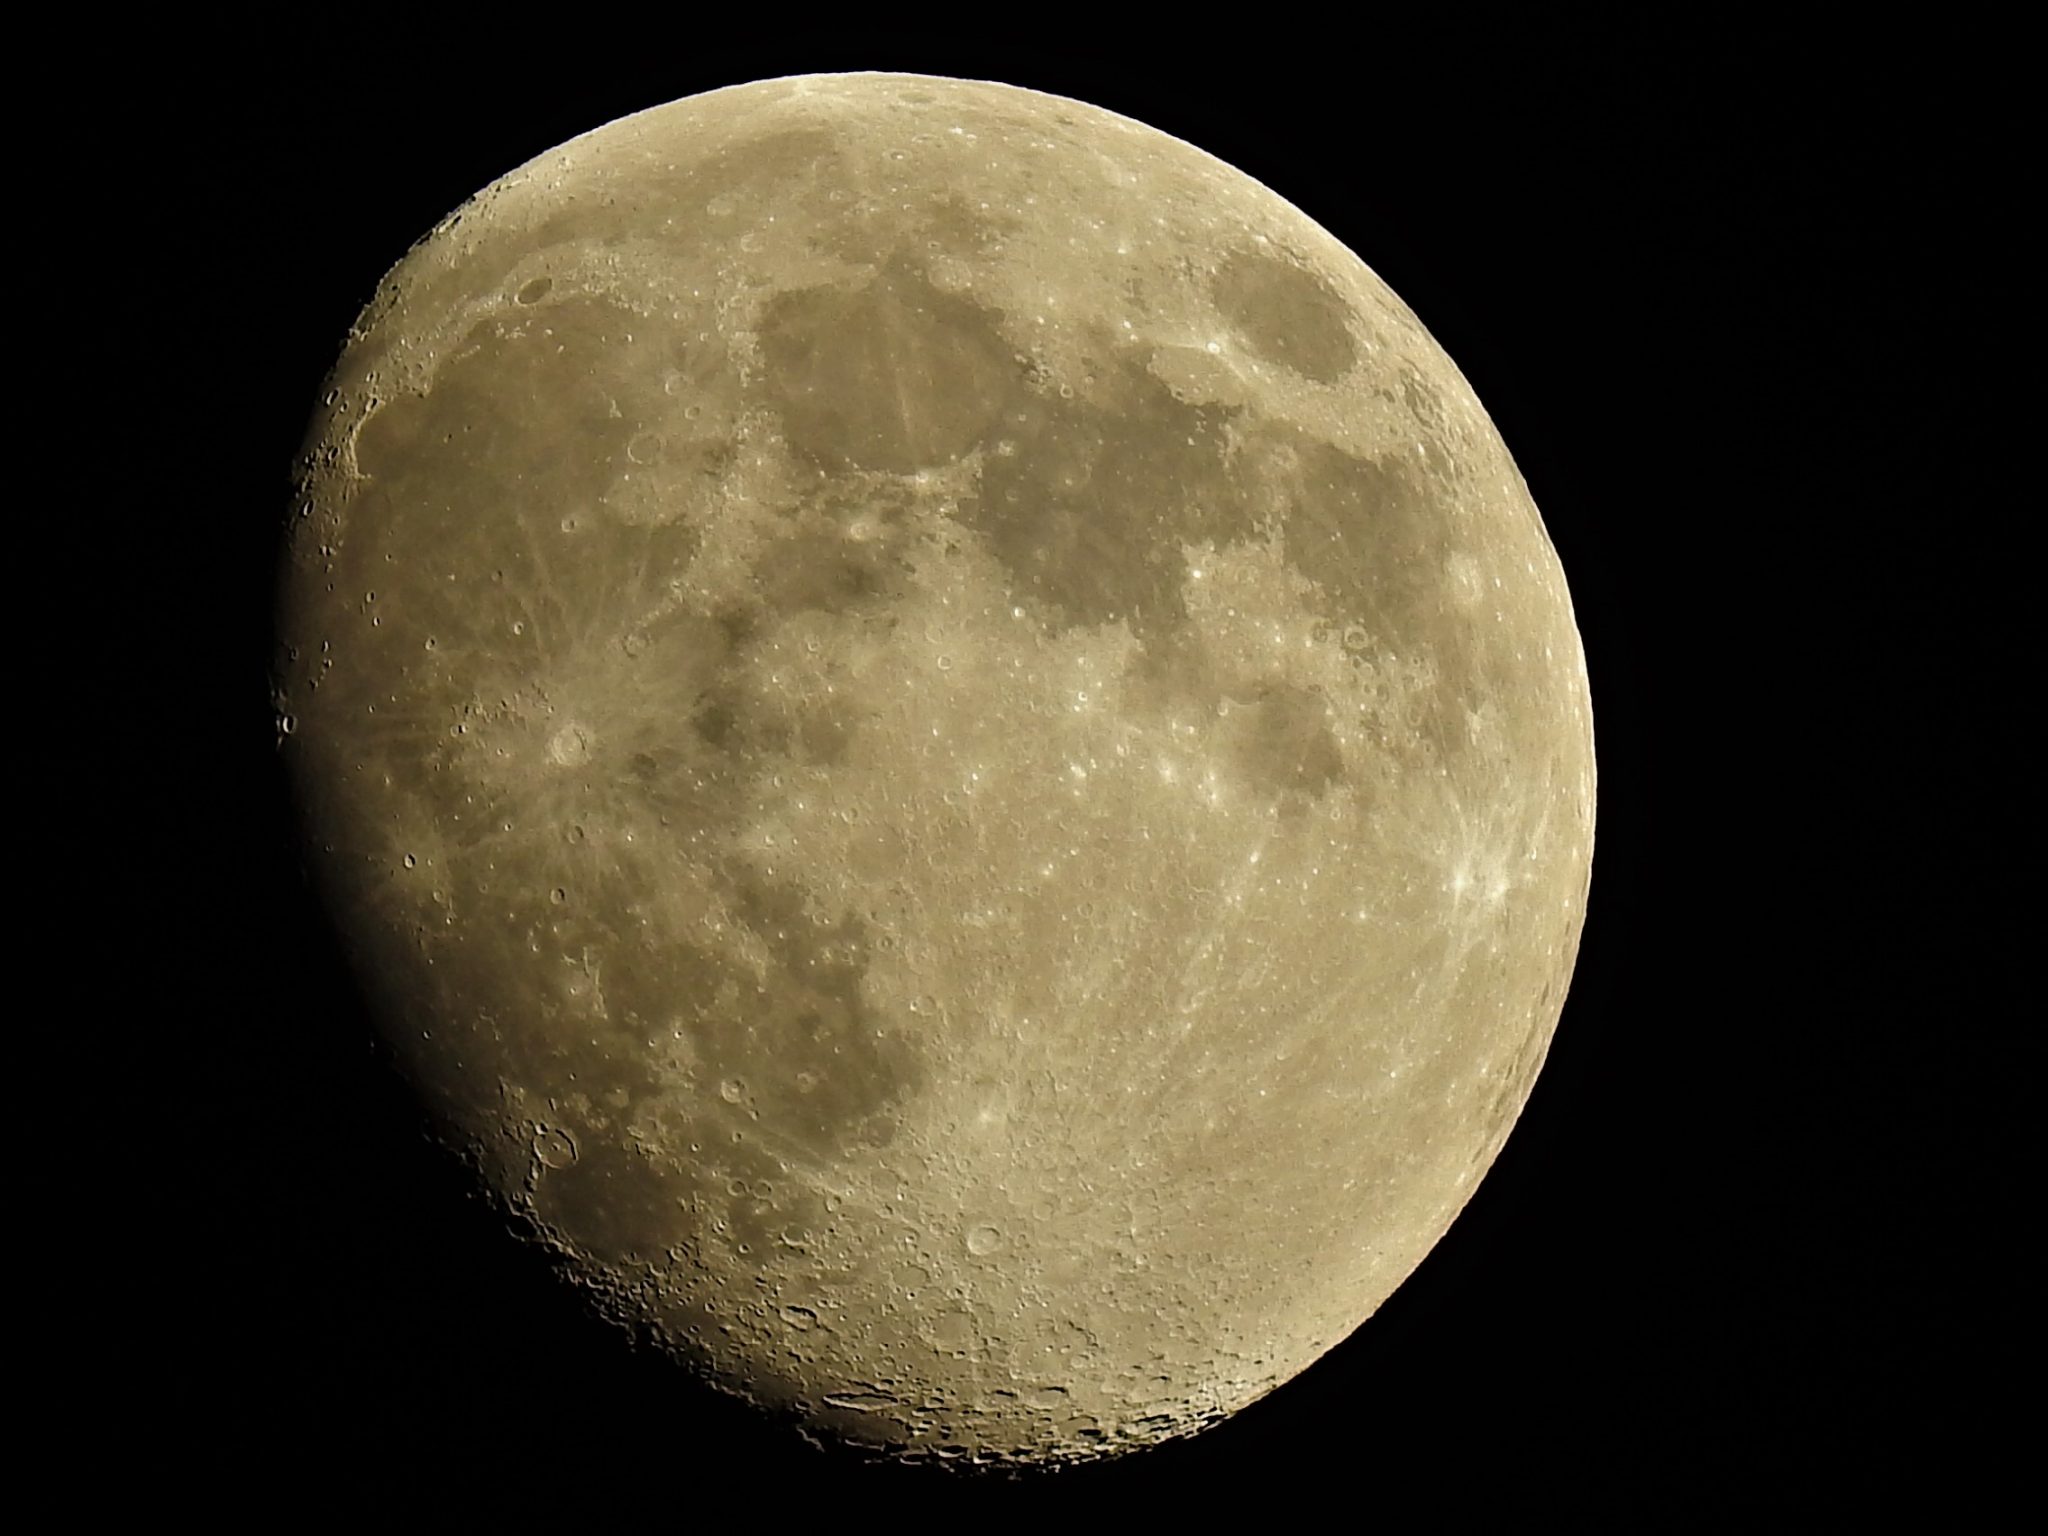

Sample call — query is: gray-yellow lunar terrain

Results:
[274,73,1595,1467]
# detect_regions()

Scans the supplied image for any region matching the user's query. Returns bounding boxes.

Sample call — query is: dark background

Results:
[83,16,2006,1514]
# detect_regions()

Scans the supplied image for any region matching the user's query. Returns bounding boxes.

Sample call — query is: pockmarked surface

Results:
[275,73,1595,1467]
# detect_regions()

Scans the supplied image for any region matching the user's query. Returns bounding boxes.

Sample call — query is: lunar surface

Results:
[273,72,1595,1468]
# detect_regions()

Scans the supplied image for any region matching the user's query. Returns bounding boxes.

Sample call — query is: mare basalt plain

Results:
[273,71,1596,1468]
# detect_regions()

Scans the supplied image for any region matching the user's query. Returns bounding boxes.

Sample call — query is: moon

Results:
[273,71,1594,1469]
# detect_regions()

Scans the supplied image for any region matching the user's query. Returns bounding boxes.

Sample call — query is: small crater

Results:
[547,721,594,767]
[780,1304,819,1331]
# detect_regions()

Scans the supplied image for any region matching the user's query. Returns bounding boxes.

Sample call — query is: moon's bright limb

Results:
[273,72,1595,1468]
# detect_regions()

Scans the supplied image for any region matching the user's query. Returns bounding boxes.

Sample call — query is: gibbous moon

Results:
[274,72,1594,1468]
